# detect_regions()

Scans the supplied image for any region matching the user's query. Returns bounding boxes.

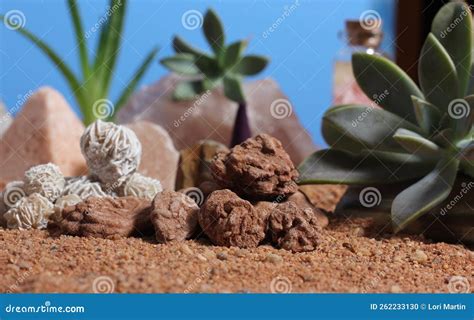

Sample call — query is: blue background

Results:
[0,0,395,146]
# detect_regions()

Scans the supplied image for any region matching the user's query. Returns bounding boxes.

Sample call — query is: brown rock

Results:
[253,201,277,225]
[268,202,322,252]
[286,191,329,228]
[198,189,266,248]
[58,196,152,238]
[126,121,179,191]
[299,184,347,213]
[176,140,228,191]
[151,191,199,243]
[0,87,87,187]
[117,75,316,165]
[212,134,299,199]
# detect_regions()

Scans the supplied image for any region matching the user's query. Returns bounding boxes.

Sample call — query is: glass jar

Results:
[332,20,388,105]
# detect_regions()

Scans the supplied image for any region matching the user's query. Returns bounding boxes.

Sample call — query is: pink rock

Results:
[0,101,12,137]
[0,87,87,188]
[126,121,179,191]
[117,75,316,165]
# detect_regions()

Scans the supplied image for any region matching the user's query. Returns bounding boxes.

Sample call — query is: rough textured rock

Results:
[0,100,12,137]
[268,201,322,252]
[0,87,87,188]
[150,191,199,243]
[53,194,82,222]
[286,191,329,228]
[24,163,65,202]
[62,176,108,199]
[127,121,179,191]
[176,139,228,192]
[58,197,152,238]
[299,184,347,213]
[198,189,266,248]
[212,134,299,199]
[4,193,54,230]
[117,75,315,164]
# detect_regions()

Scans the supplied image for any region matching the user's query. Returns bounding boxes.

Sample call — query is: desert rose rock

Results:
[62,176,109,199]
[126,121,179,191]
[119,172,162,200]
[212,134,299,199]
[4,193,54,230]
[117,75,315,164]
[58,196,152,238]
[198,189,266,248]
[150,191,199,243]
[268,201,322,252]
[24,163,65,202]
[0,87,87,188]
[0,100,12,137]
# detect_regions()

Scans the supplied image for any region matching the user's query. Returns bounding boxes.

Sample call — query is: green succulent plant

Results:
[299,2,473,232]
[160,9,269,146]
[1,0,158,125]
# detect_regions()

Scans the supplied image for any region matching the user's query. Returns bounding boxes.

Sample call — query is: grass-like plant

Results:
[160,9,269,146]
[299,2,473,232]
[1,0,158,124]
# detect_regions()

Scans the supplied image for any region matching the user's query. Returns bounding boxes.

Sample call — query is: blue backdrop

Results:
[0,0,395,146]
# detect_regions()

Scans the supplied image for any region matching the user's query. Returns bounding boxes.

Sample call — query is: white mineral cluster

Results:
[80,120,142,186]
[24,163,65,202]
[120,173,163,200]
[3,193,54,229]
[62,176,108,199]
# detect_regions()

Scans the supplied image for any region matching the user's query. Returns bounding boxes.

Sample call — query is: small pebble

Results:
[196,254,207,262]
[180,244,193,255]
[413,249,428,263]
[265,253,283,264]
[216,252,228,261]
[390,285,402,293]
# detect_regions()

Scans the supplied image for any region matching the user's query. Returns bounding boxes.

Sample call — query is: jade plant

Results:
[1,0,157,124]
[160,9,269,146]
[299,2,473,232]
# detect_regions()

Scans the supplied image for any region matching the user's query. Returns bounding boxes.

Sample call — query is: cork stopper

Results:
[345,20,383,48]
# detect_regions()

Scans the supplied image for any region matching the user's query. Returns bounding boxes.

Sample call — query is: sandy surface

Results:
[1,185,472,293]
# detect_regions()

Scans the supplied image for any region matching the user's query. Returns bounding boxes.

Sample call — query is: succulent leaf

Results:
[392,156,459,232]
[431,2,472,96]
[203,9,225,54]
[173,36,209,57]
[173,80,205,100]
[419,33,459,112]
[234,55,269,76]
[224,41,248,68]
[160,54,200,75]
[322,104,423,153]
[223,74,245,103]
[352,53,422,124]
[393,128,441,158]
[411,96,442,135]
[452,95,474,139]
[298,149,434,185]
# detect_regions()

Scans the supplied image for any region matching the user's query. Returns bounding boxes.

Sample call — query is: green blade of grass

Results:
[113,47,158,118]
[93,0,127,96]
[1,15,84,107]
[67,0,89,77]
